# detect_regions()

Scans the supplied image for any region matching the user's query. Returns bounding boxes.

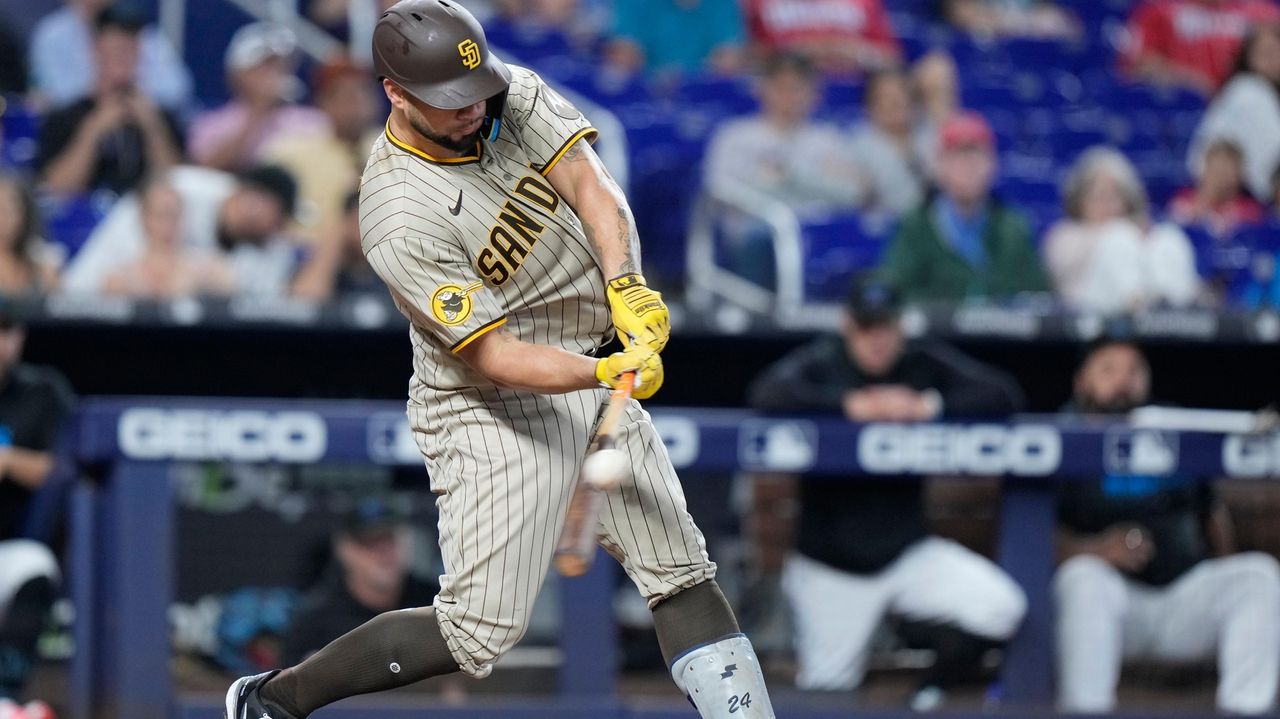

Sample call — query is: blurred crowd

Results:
[0,0,383,305]
[698,0,1280,313]
[0,0,1275,314]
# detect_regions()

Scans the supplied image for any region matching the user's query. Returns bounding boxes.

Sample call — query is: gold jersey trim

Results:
[385,121,482,165]
[450,316,507,353]
[538,127,599,176]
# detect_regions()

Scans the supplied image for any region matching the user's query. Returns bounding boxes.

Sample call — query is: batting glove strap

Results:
[606,274,670,352]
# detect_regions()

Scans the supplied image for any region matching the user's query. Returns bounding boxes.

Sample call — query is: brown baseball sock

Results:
[260,607,458,717]
[651,580,742,667]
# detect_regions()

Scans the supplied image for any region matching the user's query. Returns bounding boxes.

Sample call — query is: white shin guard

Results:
[670,634,776,718]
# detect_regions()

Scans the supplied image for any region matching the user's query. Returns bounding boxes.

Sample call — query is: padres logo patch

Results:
[458,39,481,69]
[431,282,482,326]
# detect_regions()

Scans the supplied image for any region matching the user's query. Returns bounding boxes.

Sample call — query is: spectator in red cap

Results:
[1121,0,1280,95]
[879,111,1048,302]
[265,57,381,243]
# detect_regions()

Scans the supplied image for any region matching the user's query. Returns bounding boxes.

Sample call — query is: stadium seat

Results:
[545,61,651,106]
[822,79,863,117]
[483,19,577,64]
[999,179,1061,208]
[673,74,756,117]
[801,214,892,301]
[1221,222,1280,303]
[1,96,40,170]
[40,193,112,259]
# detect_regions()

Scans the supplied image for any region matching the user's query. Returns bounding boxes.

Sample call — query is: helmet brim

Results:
[403,53,512,110]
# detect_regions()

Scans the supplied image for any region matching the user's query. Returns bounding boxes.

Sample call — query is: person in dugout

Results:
[747,274,1026,710]
[1055,337,1280,715]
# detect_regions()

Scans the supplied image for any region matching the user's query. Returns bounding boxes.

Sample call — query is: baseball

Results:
[582,448,629,490]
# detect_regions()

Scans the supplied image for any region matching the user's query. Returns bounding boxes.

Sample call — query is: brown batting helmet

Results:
[373,0,512,110]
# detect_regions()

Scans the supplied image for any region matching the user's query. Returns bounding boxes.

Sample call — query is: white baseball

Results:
[582,448,629,490]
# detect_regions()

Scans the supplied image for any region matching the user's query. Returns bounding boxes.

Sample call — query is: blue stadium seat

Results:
[1223,222,1280,303]
[631,155,701,280]
[801,214,892,301]
[1060,0,1134,29]
[1110,112,1164,155]
[1022,201,1064,239]
[545,62,651,106]
[1003,38,1082,72]
[963,81,1023,111]
[822,79,863,117]
[999,178,1061,208]
[41,193,112,259]
[1166,109,1204,142]
[1,96,40,170]
[985,109,1021,149]
[483,19,577,64]
[673,74,756,117]
[1184,222,1250,285]
[1001,150,1059,184]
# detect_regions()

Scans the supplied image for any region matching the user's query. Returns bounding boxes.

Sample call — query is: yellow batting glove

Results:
[606,273,670,352]
[595,344,665,400]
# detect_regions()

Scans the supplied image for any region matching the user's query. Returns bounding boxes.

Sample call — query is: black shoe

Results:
[225,670,296,719]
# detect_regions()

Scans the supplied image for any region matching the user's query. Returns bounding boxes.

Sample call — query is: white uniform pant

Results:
[0,540,59,625]
[1056,552,1280,715]
[783,537,1026,690]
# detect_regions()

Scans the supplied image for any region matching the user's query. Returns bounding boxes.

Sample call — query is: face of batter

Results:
[384,80,486,156]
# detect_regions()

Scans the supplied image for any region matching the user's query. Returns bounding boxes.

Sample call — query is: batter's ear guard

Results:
[482,90,509,142]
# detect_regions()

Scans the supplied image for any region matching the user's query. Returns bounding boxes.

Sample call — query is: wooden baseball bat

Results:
[554,371,636,577]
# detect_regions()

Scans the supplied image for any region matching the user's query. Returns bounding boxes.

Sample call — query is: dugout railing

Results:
[61,397,1280,718]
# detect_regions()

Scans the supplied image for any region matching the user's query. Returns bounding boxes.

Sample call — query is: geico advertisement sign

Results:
[857,424,1062,475]
[119,409,327,462]
[1223,433,1280,477]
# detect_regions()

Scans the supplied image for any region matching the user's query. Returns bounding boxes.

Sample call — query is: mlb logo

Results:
[1104,428,1179,476]
[739,420,818,472]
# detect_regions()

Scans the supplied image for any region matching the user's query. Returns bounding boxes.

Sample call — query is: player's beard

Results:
[409,114,481,155]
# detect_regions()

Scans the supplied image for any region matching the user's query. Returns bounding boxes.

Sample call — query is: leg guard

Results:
[671,634,776,719]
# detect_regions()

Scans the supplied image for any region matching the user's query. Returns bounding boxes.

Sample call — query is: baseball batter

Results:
[225,2,775,718]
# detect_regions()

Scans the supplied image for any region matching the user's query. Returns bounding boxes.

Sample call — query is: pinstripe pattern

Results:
[359,65,714,679]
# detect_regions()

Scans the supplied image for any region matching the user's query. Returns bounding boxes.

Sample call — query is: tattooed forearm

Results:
[546,136,642,278]
[616,205,640,275]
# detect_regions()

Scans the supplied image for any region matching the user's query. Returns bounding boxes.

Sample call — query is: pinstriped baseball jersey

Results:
[360,65,612,403]
[359,65,714,679]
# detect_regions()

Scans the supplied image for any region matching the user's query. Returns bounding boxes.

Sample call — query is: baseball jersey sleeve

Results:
[504,67,598,176]
[365,234,508,352]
